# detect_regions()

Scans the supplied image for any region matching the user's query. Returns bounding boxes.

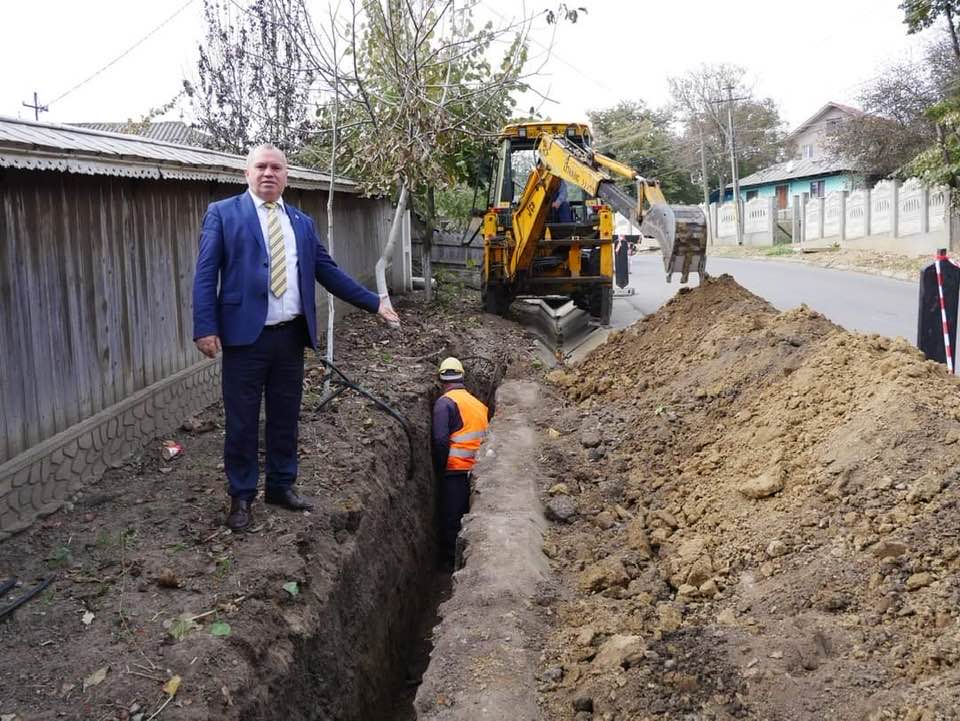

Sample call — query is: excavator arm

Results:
[535,134,708,283]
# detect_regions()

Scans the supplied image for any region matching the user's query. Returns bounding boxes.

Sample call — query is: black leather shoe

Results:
[264,488,313,511]
[226,498,252,531]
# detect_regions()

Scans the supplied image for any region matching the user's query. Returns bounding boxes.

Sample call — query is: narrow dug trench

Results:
[0,296,533,721]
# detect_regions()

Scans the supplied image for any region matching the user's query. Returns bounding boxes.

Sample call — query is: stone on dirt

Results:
[738,470,784,499]
[579,557,630,592]
[592,634,645,670]
[545,495,578,523]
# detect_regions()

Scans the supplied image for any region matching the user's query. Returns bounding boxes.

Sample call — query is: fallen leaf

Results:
[168,615,199,641]
[282,581,299,597]
[221,685,233,706]
[547,428,561,439]
[1,714,18,721]
[83,665,109,691]
[163,675,182,697]
[81,611,95,626]
[210,621,231,637]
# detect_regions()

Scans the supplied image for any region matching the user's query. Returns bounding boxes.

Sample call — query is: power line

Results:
[47,0,196,107]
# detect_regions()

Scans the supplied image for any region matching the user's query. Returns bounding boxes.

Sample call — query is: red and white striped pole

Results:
[934,251,954,374]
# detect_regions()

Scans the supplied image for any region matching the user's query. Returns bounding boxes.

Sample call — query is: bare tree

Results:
[186,0,318,153]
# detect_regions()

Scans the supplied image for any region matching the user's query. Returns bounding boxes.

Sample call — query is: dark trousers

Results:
[438,471,470,564]
[222,318,307,501]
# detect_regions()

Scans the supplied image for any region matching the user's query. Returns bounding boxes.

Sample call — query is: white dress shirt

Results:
[248,189,302,324]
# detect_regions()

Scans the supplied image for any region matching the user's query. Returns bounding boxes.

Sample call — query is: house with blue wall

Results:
[732,102,863,209]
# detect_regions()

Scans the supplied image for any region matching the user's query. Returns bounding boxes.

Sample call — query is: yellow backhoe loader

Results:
[481,122,708,324]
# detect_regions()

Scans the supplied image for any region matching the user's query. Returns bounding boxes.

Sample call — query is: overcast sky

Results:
[0,0,939,133]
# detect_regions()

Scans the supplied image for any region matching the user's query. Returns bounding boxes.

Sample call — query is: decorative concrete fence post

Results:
[817,196,825,239]
[792,194,802,244]
[892,180,900,238]
[839,190,848,241]
[920,185,930,235]
[767,196,776,243]
[864,187,872,238]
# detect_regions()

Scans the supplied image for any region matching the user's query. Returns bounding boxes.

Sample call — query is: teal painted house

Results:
[732,102,863,209]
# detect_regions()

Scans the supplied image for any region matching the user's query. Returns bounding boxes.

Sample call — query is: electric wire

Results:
[48,0,196,107]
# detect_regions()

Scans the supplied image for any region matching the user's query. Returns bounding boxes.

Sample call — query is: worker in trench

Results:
[431,357,490,569]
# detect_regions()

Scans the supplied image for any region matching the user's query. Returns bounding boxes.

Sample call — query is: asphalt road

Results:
[611,254,920,343]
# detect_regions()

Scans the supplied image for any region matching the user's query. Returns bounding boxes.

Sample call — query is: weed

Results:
[47,545,73,569]
[215,557,232,578]
[764,244,795,257]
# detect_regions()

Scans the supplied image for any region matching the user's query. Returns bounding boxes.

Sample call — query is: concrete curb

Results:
[415,379,551,720]
[0,358,220,541]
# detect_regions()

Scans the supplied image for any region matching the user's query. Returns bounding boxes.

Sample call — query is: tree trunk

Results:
[946,6,960,66]
[422,185,437,303]
[374,182,408,328]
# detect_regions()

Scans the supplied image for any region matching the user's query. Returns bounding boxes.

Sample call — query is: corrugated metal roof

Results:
[736,156,854,188]
[0,116,357,192]
[71,121,212,147]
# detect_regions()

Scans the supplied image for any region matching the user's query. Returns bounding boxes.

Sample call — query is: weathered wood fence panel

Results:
[0,169,390,466]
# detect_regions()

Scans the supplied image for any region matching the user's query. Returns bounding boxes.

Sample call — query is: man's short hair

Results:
[246,143,287,168]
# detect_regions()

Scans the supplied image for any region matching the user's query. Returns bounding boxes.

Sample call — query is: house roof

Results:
[786,101,863,141]
[71,120,212,148]
[0,116,356,192]
[736,156,853,188]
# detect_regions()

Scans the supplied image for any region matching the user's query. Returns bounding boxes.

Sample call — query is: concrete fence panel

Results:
[871,180,894,235]
[804,198,821,241]
[823,191,842,239]
[929,186,948,232]
[845,189,869,239]
[898,179,924,236]
[717,202,737,240]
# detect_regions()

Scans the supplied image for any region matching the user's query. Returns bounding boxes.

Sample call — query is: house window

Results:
[745,190,758,201]
[810,180,825,198]
[801,144,814,159]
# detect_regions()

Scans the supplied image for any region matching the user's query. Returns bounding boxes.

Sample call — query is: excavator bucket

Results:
[640,203,708,283]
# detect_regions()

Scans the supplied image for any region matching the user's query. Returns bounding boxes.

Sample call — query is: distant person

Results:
[549,179,574,223]
[431,357,489,568]
[192,143,399,531]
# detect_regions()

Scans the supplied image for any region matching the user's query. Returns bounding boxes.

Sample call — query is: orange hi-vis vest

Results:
[443,388,489,472]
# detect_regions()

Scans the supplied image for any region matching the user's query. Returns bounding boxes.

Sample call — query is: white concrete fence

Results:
[710,178,954,254]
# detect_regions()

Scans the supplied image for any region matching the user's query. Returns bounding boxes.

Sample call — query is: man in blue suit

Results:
[193,144,399,530]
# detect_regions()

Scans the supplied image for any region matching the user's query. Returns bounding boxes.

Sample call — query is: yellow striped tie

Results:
[265,202,286,297]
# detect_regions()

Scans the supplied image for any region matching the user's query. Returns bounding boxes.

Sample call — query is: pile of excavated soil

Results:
[0,291,537,721]
[538,275,960,721]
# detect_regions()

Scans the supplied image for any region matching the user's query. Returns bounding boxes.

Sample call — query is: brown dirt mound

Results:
[539,275,960,721]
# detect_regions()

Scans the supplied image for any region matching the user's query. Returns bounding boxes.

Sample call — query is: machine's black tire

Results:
[483,284,511,316]
[589,285,613,326]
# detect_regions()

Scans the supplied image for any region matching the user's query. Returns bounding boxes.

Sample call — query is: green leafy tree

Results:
[668,64,786,202]
[900,0,960,62]
[587,100,699,203]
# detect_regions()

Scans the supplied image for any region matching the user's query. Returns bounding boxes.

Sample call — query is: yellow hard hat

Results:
[438,356,464,380]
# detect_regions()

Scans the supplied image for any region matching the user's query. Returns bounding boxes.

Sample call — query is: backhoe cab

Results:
[481,122,707,325]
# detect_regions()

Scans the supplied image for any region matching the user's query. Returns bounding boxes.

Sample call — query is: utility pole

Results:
[725,83,743,245]
[699,122,711,243]
[22,91,48,121]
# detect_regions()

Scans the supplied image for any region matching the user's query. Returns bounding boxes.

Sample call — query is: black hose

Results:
[0,577,16,598]
[315,358,416,481]
[0,575,55,620]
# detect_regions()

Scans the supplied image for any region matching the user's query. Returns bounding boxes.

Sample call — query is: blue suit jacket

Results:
[192,192,380,348]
